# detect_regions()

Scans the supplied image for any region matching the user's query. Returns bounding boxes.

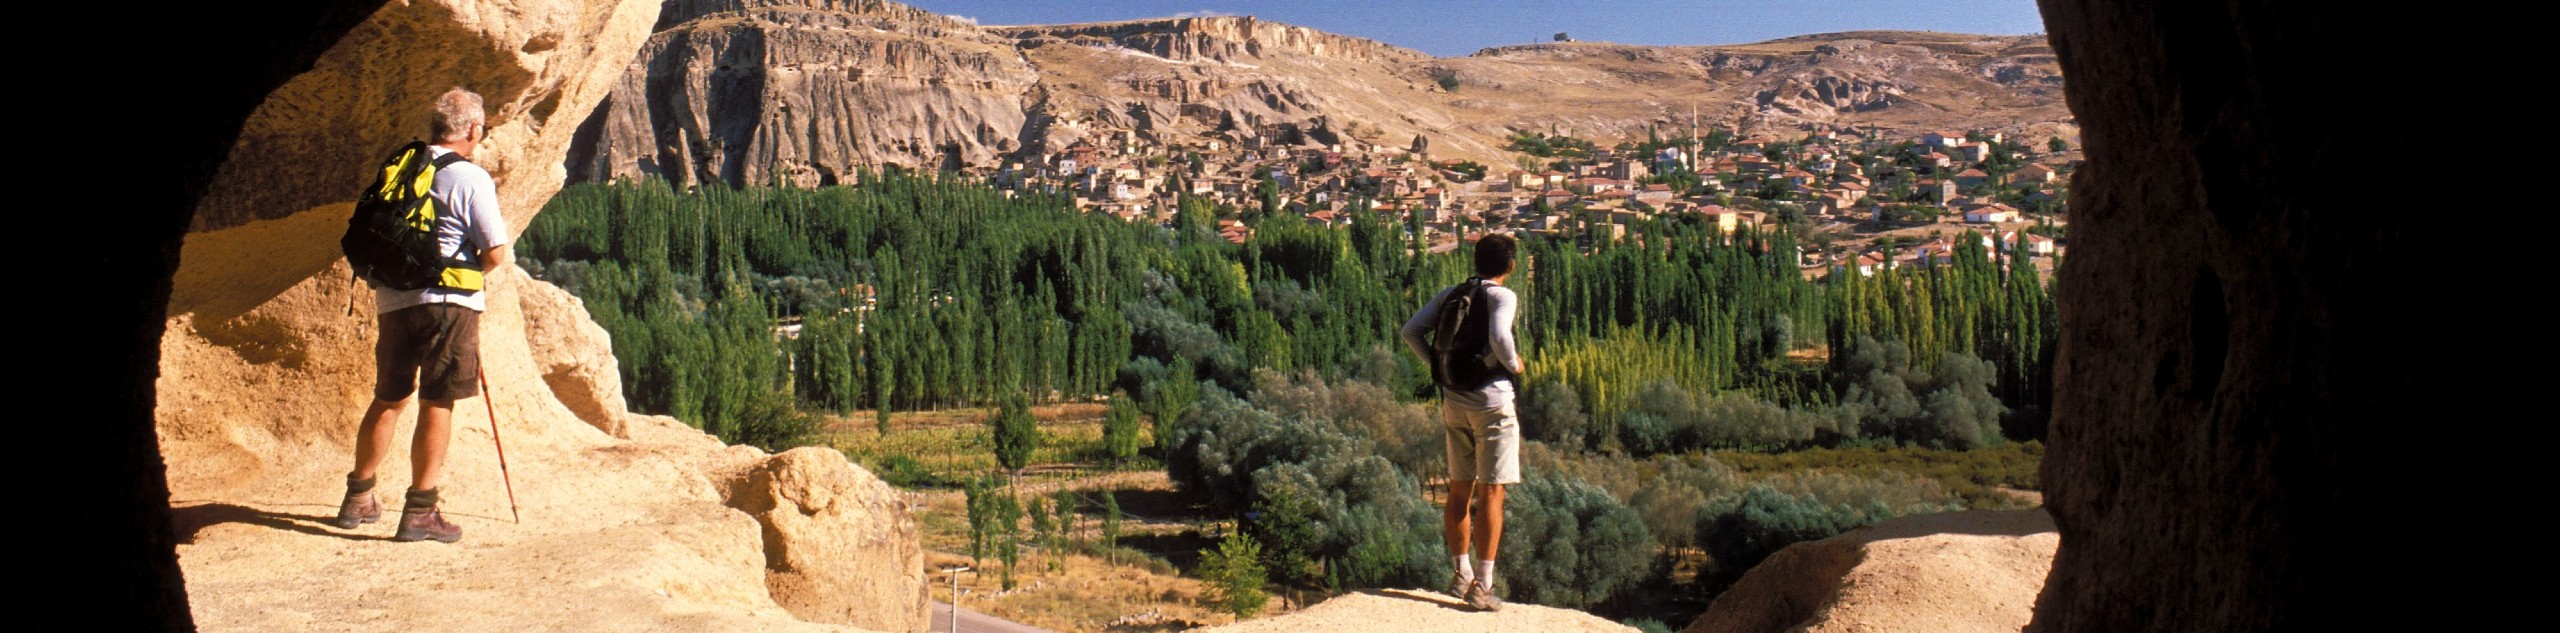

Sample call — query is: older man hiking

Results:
[334,87,513,543]
[1401,232,1526,612]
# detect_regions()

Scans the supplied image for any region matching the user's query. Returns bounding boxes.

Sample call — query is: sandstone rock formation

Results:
[728,447,930,632]
[2028,1,2406,630]
[572,0,1042,187]
[1193,588,1638,633]
[150,0,927,629]
[520,275,632,437]
[567,1,2069,186]
[1685,510,2058,633]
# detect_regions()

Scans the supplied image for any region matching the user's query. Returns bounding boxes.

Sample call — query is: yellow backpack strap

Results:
[427,150,485,293]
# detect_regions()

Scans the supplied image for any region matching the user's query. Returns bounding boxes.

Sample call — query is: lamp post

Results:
[939,564,974,633]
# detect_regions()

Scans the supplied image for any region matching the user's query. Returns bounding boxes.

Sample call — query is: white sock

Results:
[1476,559,1497,589]
[1454,554,1475,581]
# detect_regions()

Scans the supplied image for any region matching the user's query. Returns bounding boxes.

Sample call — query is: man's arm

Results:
[466,170,513,273]
[1489,287,1525,376]
[1401,286,1451,362]
[481,242,513,272]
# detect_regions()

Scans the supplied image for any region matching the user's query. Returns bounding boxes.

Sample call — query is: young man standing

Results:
[336,87,513,543]
[1400,232,1525,612]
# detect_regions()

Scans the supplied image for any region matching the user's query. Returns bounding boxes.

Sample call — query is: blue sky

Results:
[904,0,2048,57]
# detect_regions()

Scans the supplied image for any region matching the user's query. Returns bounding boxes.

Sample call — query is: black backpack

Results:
[341,141,481,292]
[1430,278,1509,391]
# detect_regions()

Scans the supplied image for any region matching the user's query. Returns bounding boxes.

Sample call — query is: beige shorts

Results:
[1443,397,1523,485]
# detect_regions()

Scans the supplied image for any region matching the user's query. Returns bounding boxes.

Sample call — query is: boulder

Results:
[726,447,931,632]
[1687,510,2057,633]
[517,271,630,437]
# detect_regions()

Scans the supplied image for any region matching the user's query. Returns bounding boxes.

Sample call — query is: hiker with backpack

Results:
[1399,232,1526,612]
[334,87,512,543]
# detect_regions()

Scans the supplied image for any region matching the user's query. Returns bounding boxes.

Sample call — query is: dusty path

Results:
[165,412,866,631]
[933,601,1062,633]
[1194,589,1637,633]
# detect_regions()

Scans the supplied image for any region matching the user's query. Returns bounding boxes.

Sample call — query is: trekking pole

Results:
[478,361,521,524]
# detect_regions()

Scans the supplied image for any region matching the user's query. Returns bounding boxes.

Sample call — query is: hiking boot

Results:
[1466,582,1504,612]
[1449,570,1478,601]
[334,477,381,529]
[394,489,462,543]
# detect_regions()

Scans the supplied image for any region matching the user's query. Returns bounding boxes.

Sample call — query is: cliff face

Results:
[156,1,926,629]
[2028,0,2400,630]
[572,0,1040,186]
[568,2,2069,185]
[998,16,1428,65]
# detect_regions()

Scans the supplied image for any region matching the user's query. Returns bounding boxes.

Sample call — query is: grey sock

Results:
[405,487,439,510]
[346,475,376,495]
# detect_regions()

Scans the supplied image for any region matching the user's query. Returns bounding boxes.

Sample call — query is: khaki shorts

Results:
[1443,396,1523,485]
[375,303,482,402]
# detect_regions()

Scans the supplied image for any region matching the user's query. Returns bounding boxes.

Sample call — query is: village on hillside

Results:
[977,117,2077,279]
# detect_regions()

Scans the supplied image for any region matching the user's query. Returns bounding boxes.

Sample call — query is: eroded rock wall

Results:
[2028,1,2402,630]
[573,0,1040,187]
[996,16,1429,65]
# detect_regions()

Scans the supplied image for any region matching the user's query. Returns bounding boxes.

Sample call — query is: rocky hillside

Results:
[570,0,1040,187]
[570,1,2067,186]
[1685,510,2058,633]
[157,1,926,629]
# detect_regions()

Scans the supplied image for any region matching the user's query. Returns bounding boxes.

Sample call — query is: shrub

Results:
[1161,378,1447,591]
[1625,618,1675,633]
[1521,378,1593,450]
[1103,393,1144,462]
[1247,369,1439,478]
[1838,336,2006,449]
[732,388,821,451]
[1606,379,1848,455]
[1028,495,1057,571]
[1498,473,1654,610]
[866,453,940,488]
[1618,411,1682,457]
[996,489,1024,589]
[1100,491,1124,564]
[1695,471,1963,580]
[1718,442,2041,509]
[991,394,1041,471]
[1245,484,1324,584]
[964,476,996,565]
[1198,529,1271,617]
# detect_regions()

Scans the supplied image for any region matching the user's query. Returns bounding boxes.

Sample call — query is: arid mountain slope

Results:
[572,1,2067,186]
[158,1,925,629]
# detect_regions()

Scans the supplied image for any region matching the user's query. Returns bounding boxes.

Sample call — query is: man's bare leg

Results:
[350,398,407,480]
[1469,482,1507,609]
[409,399,455,491]
[1444,479,1477,593]
[339,398,408,528]
[1471,483,1505,561]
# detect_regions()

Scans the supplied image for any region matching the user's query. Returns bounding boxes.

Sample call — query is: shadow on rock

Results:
[170,502,386,543]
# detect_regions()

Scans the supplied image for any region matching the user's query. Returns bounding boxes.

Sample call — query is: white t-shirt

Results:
[375,145,509,314]
[1401,279,1523,408]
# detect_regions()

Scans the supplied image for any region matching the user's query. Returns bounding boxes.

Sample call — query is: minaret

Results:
[1686,102,1700,171]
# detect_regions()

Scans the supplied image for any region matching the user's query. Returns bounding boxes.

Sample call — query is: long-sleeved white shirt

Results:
[1402,279,1522,407]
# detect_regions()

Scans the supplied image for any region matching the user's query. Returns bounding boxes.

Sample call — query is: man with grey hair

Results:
[336,87,513,543]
